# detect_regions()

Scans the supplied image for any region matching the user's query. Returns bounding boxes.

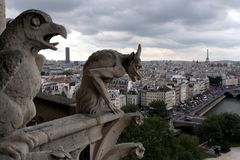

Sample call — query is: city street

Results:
[170,87,239,124]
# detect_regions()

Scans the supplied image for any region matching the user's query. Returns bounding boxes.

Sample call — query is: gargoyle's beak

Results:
[43,23,67,50]
[55,24,67,39]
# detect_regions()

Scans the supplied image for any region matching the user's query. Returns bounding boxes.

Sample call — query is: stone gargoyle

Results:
[76,44,142,115]
[0,9,67,159]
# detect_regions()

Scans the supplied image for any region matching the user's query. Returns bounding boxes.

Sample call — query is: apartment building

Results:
[140,86,175,109]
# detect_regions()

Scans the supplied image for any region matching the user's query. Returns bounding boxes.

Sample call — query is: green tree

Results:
[173,134,204,160]
[208,76,222,86]
[149,100,169,118]
[119,116,173,160]
[120,117,204,160]
[122,104,139,113]
[198,113,240,149]
[198,115,223,146]
[220,113,240,143]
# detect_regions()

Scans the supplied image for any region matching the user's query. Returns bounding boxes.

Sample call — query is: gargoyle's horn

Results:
[136,44,141,57]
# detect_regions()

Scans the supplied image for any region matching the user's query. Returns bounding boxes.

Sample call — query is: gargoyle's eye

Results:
[31,17,41,27]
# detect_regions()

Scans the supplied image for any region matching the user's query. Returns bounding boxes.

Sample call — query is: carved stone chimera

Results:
[76,44,142,115]
[0,9,67,159]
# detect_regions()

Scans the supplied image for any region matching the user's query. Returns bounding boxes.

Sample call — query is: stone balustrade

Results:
[0,112,145,160]
[0,0,5,34]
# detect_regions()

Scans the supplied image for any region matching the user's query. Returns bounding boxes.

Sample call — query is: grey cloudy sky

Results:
[5,0,240,61]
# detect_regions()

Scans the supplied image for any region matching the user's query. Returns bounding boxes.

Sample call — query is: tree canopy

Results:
[122,104,139,113]
[119,116,204,160]
[118,100,213,160]
[208,76,222,86]
[149,100,169,118]
[198,113,240,152]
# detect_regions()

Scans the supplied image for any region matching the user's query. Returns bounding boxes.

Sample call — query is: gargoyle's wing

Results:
[0,50,24,91]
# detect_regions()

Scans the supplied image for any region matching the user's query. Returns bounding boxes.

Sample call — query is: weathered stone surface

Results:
[102,143,145,160]
[76,44,142,115]
[0,9,67,159]
[24,113,125,146]
[0,0,5,34]
[0,112,144,160]
[92,112,144,160]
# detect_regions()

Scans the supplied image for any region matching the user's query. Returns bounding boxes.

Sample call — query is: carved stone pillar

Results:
[0,0,6,34]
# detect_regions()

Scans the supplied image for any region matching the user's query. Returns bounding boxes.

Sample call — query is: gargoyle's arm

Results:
[87,66,125,113]
[35,54,45,72]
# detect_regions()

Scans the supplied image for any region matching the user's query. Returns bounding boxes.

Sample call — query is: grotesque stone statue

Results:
[0,9,67,159]
[76,44,142,114]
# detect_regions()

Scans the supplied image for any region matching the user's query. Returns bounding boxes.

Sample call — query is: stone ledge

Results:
[24,113,124,144]
[0,112,144,160]
[25,112,143,160]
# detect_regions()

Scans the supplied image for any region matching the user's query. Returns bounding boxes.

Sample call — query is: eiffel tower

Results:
[205,49,210,63]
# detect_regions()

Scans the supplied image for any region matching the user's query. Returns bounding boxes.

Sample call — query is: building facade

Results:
[108,89,126,109]
[127,89,139,105]
[140,86,175,109]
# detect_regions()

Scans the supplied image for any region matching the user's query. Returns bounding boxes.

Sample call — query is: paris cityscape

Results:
[38,47,240,159]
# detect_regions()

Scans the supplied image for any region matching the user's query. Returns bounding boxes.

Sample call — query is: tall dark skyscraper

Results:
[65,47,70,64]
[205,49,209,63]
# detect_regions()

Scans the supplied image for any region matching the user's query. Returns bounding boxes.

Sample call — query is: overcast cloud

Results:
[5,0,240,61]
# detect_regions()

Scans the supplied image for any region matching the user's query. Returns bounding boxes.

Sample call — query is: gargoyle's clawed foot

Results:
[0,139,29,160]
[18,132,38,149]
[89,106,101,115]
[6,130,38,149]
[0,143,20,160]
[0,130,38,159]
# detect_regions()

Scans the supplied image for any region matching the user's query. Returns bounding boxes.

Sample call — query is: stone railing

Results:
[0,0,5,34]
[0,112,145,160]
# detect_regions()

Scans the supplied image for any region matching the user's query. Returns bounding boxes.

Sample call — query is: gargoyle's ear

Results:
[128,52,135,62]
[136,44,141,57]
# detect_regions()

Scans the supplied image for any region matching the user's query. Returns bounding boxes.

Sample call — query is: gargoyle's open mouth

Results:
[131,74,141,82]
[129,69,141,82]
[43,33,60,50]
[43,24,67,50]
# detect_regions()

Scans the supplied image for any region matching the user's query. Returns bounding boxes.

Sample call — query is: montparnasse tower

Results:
[205,49,210,63]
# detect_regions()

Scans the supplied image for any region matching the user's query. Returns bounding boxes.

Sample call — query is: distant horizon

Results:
[44,58,240,63]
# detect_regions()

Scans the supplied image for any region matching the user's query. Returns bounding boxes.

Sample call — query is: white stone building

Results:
[127,89,139,105]
[140,86,175,109]
[109,76,133,94]
[192,83,200,96]
[222,76,238,86]
[180,83,187,103]
[41,82,69,97]
[108,89,126,109]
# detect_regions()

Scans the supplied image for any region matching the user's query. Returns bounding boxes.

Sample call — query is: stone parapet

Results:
[0,0,5,34]
[0,112,145,160]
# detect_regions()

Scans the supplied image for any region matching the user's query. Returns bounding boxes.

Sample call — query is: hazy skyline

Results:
[5,0,240,61]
